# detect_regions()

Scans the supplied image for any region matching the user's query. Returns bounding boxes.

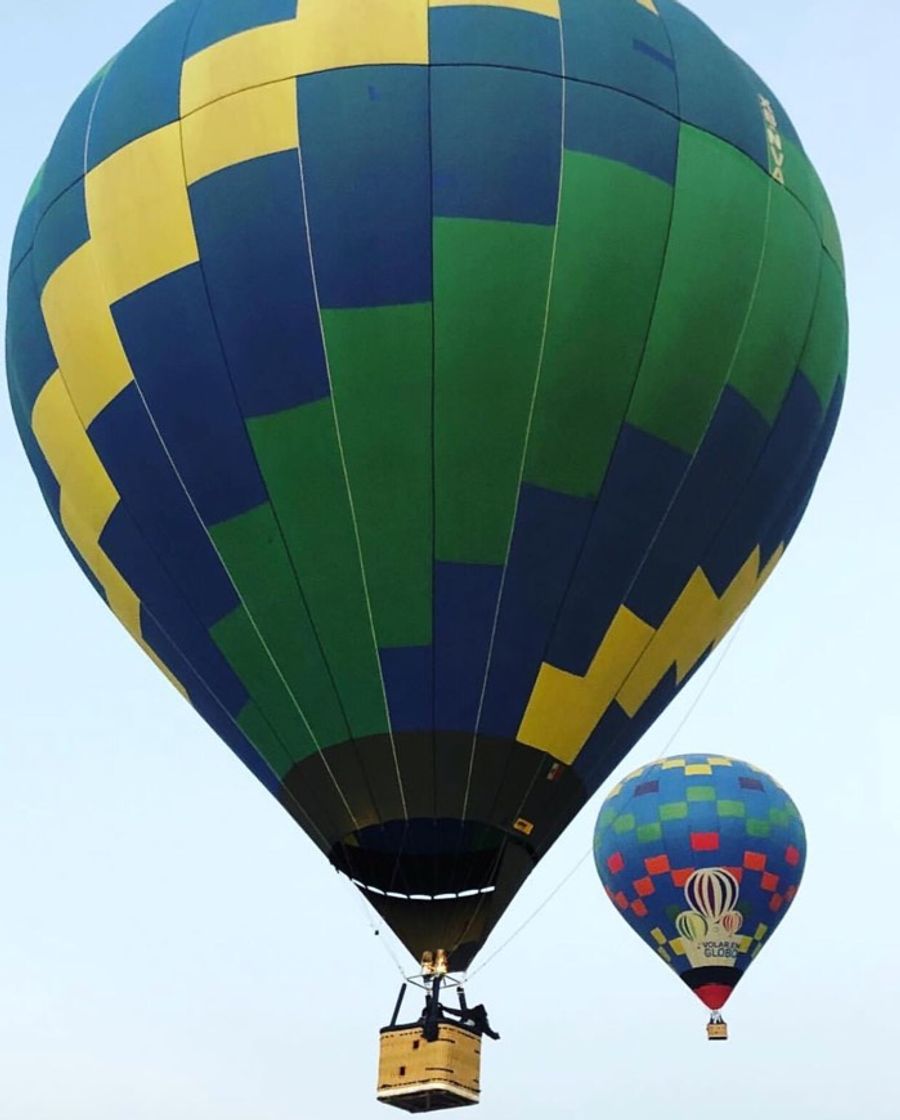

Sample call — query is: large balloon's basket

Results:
[706,1013,729,1042]
[376,957,498,1111]
[377,1022,481,1112]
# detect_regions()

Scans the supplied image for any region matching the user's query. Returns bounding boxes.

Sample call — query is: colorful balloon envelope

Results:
[6,0,842,971]
[594,755,806,1024]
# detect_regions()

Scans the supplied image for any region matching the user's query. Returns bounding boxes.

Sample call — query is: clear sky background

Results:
[0,2,897,1117]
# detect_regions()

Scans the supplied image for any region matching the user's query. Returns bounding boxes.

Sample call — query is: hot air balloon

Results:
[6,0,843,1107]
[594,755,806,1039]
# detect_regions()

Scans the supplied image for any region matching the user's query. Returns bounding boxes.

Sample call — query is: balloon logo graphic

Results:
[684,868,740,923]
[675,911,708,942]
[7,0,841,980]
[595,755,806,1029]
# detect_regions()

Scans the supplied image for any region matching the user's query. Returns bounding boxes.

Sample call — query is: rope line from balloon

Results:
[467,618,746,978]
[294,90,408,826]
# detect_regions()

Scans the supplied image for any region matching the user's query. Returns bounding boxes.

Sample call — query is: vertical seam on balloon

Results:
[427,6,439,836]
[294,83,409,824]
[458,22,569,829]
[82,6,363,838]
[469,8,688,886]
[448,15,570,959]
[172,101,380,828]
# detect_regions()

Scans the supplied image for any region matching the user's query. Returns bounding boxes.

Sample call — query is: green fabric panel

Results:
[746,818,771,838]
[523,152,673,497]
[769,807,790,827]
[717,800,746,818]
[433,217,554,564]
[248,403,390,740]
[636,821,663,842]
[686,785,716,801]
[212,605,320,762]
[799,253,849,408]
[727,185,822,424]
[210,502,350,747]
[783,138,845,275]
[237,700,295,779]
[321,303,433,647]
[613,812,636,833]
[659,801,688,821]
[628,126,770,453]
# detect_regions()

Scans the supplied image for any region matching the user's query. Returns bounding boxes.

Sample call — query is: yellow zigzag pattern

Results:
[517,546,784,765]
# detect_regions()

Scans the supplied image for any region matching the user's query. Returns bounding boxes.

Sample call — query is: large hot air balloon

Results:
[594,755,806,1038]
[6,0,843,1004]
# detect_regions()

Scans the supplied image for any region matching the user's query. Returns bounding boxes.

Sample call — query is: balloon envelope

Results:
[6,0,843,968]
[594,755,806,1011]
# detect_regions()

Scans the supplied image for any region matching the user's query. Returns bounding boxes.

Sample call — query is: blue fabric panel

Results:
[102,507,249,715]
[703,372,821,595]
[140,606,281,795]
[478,484,593,739]
[380,646,433,733]
[560,0,678,114]
[431,65,561,226]
[87,0,201,169]
[5,263,57,413]
[429,6,561,72]
[764,375,844,562]
[434,561,502,732]
[186,0,296,58]
[31,181,90,293]
[110,264,268,526]
[88,383,239,627]
[626,387,770,627]
[656,0,768,172]
[548,425,690,676]
[298,66,432,309]
[565,81,678,185]
[190,151,329,417]
[38,69,106,211]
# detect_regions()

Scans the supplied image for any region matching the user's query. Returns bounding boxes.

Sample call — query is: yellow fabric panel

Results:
[617,547,783,719]
[669,937,686,956]
[685,763,712,776]
[708,757,733,767]
[650,927,667,945]
[180,0,430,118]
[634,0,659,13]
[40,242,134,428]
[32,374,187,697]
[661,758,686,769]
[430,0,560,18]
[85,123,199,303]
[182,79,300,185]
[517,607,654,762]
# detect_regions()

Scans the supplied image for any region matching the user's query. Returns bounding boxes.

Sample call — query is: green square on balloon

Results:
[613,813,636,834]
[659,802,688,821]
[636,822,662,843]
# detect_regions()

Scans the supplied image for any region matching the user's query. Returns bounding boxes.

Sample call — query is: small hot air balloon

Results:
[594,755,806,1040]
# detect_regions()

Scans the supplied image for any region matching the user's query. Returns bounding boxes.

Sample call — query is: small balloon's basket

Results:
[706,1012,729,1042]
[377,952,499,1112]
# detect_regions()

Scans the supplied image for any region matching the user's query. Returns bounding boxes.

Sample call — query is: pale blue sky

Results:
[1,3,897,1117]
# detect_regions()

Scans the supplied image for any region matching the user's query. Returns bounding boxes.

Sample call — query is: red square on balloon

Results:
[691,832,720,852]
[671,867,695,888]
[725,866,744,883]
[770,893,785,913]
[631,899,649,918]
[744,851,767,872]
[614,891,629,911]
[645,855,670,876]
[633,877,655,898]
[761,872,780,893]
[607,852,625,875]
[785,845,801,866]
